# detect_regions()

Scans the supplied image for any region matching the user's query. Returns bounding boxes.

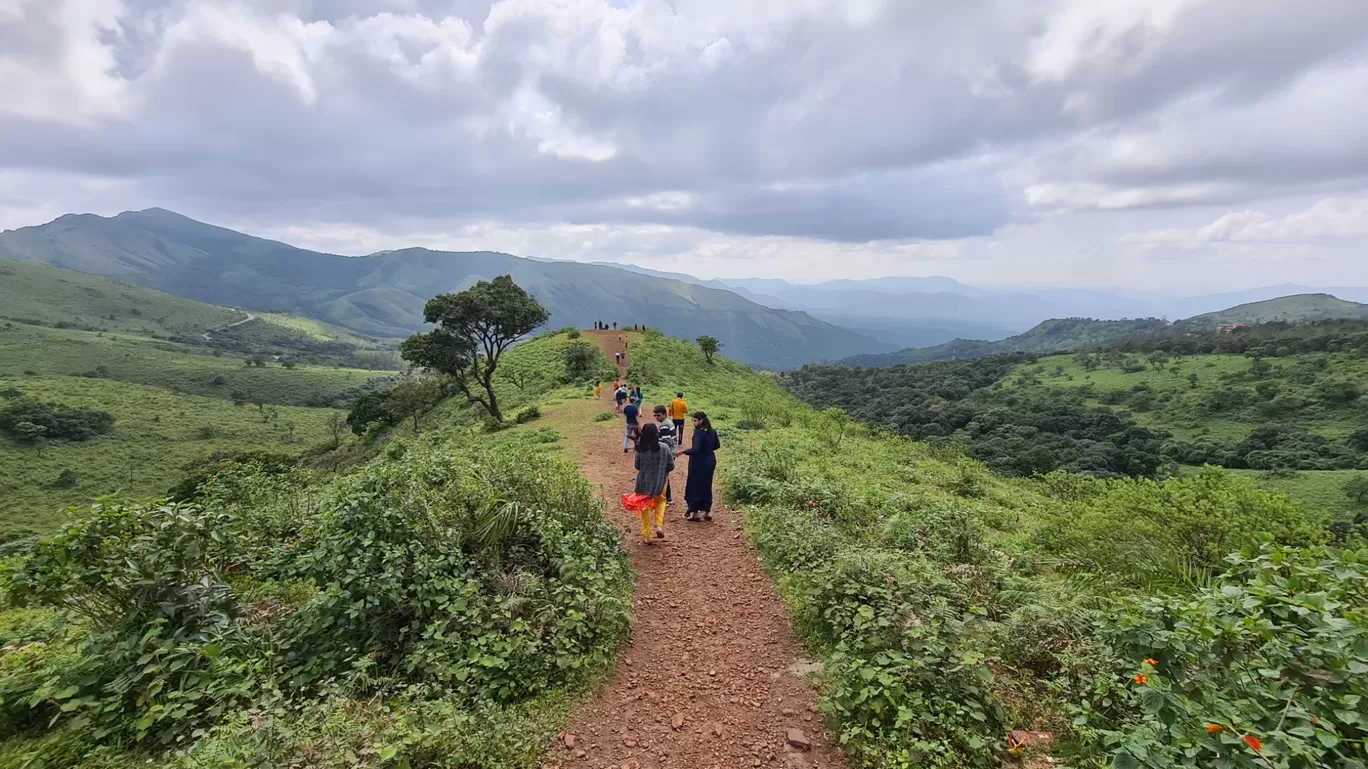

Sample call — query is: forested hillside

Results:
[841,317,1173,367]
[844,294,1368,368]
[0,210,880,369]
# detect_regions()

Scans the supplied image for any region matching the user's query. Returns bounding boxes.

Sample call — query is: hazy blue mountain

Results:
[0,209,883,370]
[841,318,1175,367]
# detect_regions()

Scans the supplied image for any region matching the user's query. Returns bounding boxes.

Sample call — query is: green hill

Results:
[841,316,1172,366]
[0,258,243,335]
[0,209,881,369]
[1174,292,1368,331]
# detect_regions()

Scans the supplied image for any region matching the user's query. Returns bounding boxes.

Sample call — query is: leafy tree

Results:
[696,335,721,364]
[1344,474,1368,505]
[13,421,46,447]
[563,339,602,382]
[326,412,345,448]
[401,276,549,422]
[385,378,441,432]
[346,390,393,435]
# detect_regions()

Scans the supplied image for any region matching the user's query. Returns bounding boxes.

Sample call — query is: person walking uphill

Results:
[622,399,640,453]
[677,411,721,521]
[633,423,674,543]
[669,392,688,442]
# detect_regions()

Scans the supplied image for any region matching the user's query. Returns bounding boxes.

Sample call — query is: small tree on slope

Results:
[696,335,721,364]
[400,276,549,422]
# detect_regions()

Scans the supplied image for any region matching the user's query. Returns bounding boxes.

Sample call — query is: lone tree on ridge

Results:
[400,276,549,422]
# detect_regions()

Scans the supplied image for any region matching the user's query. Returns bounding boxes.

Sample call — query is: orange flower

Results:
[1243,735,1263,752]
[1144,658,1158,666]
[1206,724,1222,734]
[1133,674,1148,685]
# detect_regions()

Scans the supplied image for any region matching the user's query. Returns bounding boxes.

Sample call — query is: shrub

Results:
[0,443,632,749]
[515,405,541,424]
[46,469,77,490]
[593,412,617,422]
[0,398,114,443]
[1071,546,1368,769]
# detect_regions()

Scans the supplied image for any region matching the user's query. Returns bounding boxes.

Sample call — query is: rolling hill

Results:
[841,317,1175,367]
[0,209,883,369]
[1174,293,1368,331]
[844,294,1368,367]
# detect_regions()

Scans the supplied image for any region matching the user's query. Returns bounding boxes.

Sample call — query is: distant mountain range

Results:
[839,294,1368,367]
[0,209,883,370]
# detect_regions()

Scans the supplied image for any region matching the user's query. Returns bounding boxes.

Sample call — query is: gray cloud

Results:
[0,0,1366,284]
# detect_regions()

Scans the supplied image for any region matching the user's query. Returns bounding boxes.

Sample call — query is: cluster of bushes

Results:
[0,397,115,443]
[1167,426,1368,471]
[722,427,1359,768]
[1115,319,1368,359]
[0,442,631,765]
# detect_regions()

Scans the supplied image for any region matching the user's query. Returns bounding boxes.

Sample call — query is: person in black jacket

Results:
[676,411,721,521]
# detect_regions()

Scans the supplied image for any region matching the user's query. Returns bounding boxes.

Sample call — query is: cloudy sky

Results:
[2,0,1366,290]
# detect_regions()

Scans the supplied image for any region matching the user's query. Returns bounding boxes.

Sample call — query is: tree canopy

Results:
[400,276,548,422]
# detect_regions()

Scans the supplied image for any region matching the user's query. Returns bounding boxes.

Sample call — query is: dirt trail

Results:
[543,332,845,769]
[202,311,257,341]
[586,329,629,382]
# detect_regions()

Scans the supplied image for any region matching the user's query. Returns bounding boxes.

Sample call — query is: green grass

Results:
[0,323,394,406]
[1021,351,1368,442]
[0,376,345,536]
[255,312,393,347]
[1223,468,1365,522]
[0,258,242,335]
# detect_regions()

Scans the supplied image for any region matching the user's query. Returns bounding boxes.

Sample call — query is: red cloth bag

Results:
[621,492,655,513]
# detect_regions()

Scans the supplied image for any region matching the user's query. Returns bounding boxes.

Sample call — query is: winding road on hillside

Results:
[541,330,846,769]
[201,311,257,341]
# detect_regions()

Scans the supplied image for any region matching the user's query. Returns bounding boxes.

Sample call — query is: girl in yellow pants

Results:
[632,424,674,543]
[639,494,667,541]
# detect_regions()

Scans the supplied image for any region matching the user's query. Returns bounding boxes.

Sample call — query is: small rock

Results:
[785,728,812,751]
[711,723,724,737]
[563,735,577,750]
[671,713,685,730]
[782,708,796,716]
[624,738,637,748]
[574,750,586,759]
[782,753,811,769]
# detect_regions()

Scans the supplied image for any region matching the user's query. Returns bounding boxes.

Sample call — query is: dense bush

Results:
[0,398,114,443]
[1035,468,1326,585]
[0,441,631,757]
[1069,546,1368,769]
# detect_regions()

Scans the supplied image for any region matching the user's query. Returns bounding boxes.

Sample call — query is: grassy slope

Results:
[1177,293,1368,331]
[0,258,242,335]
[0,376,344,537]
[0,323,393,406]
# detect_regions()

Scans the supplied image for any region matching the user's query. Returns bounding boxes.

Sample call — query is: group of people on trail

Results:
[622,390,721,542]
[591,321,646,332]
[608,381,642,413]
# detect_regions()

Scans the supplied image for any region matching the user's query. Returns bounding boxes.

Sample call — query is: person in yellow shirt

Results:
[669,392,688,442]
[593,381,602,399]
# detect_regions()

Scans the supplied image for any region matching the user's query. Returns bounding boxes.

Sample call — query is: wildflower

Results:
[1243,735,1263,752]
[1206,724,1222,734]
[1133,674,1148,685]
[1144,658,1158,666]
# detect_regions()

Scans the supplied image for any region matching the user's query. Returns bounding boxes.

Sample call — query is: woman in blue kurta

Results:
[677,411,721,521]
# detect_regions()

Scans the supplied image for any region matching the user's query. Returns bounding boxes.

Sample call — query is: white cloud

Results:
[1128,198,1368,245]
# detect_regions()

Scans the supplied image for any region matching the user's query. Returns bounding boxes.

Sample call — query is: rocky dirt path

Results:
[541,332,845,769]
